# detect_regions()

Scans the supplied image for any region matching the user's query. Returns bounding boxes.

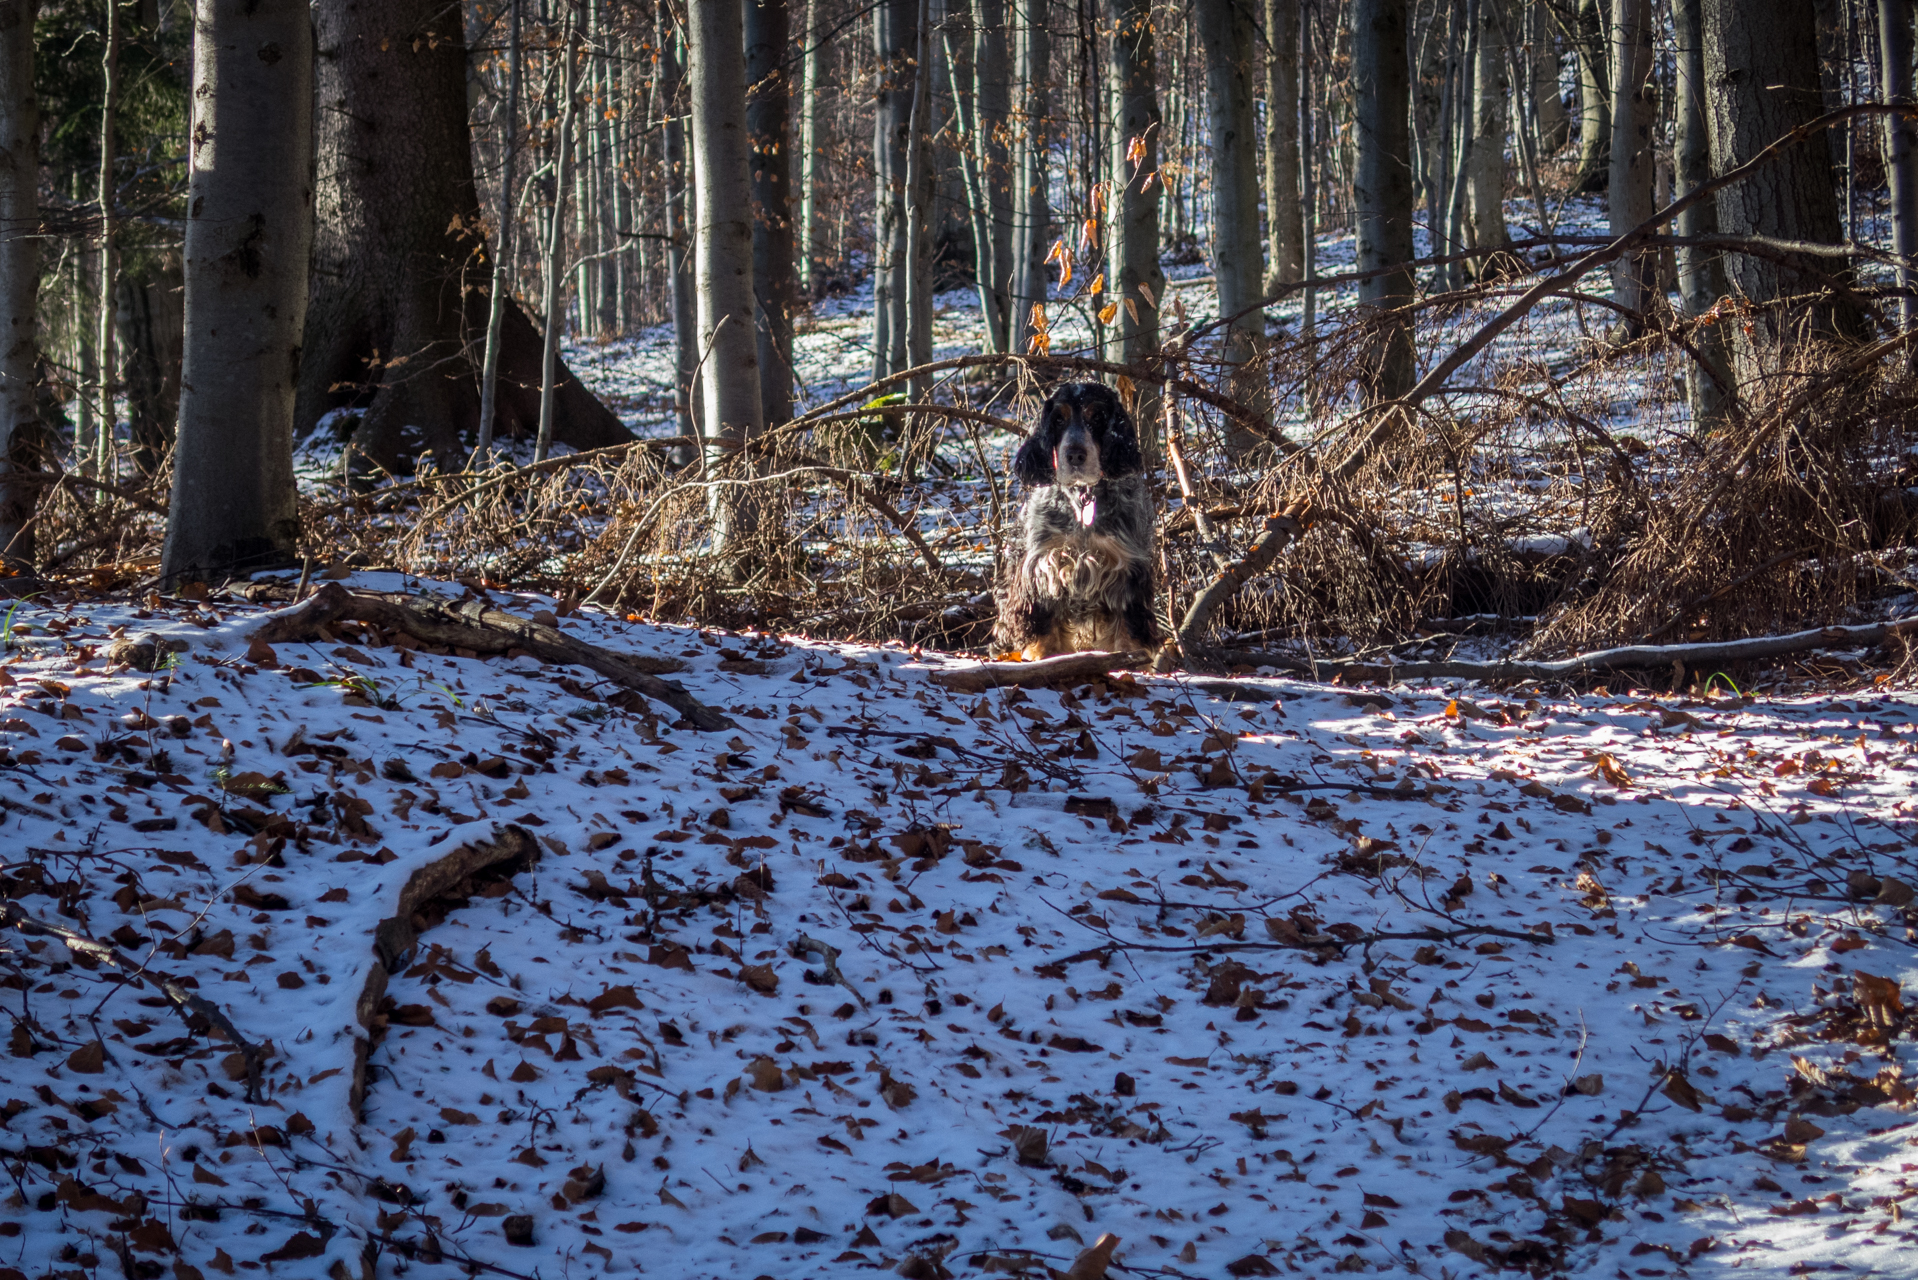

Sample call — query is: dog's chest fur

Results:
[1020,475,1152,617]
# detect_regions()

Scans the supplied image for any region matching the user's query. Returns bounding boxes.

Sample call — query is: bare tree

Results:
[1882,0,1917,334]
[93,0,121,477]
[974,0,1015,353]
[1607,0,1654,334]
[747,0,796,426]
[1196,0,1269,436]
[1263,0,1305,294]
[1354,0,1416,401]
[161,0,312,586]
[0,0,37,574]
[1572,0,1609,191]
[475,0,522,458]
[1010,0,1052,351]
[1107,0,1166,426]
[873,0,918,381]
[1670,0,1730,423]
[1465,0,1511,263]
[663,25,699,451]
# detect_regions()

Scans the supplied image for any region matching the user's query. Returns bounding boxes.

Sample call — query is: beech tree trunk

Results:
[1882,0,1918,334]
[1107,0,1165,382]
[1010,0,1052,350]
[298,0,629,473]
[1607,0,1654,333]
[1354,0,1416,402]
[1701,0,1861,354]
[1531,0,1570,153]
[1671,0,1731,424]
[161,0,311,586]
[93,0,120,478]
[0,0,38,573]
[1196,0,1269,438]
[746,0,795,426]
[797,0,822,296]
[1572,0,1609,193]
[1465,0,1510,262]
[688,0,764,528]
[873,0,917,381]
[974,0,1015,353]
[1263,0,1305,294]
[663,28,699,451]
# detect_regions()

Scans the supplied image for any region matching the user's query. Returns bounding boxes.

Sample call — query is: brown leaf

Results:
[66,1040,106,1074]
[1064,1233,1122,1280]
[748,1057,785,1092]
[1663,1070,1704,1112]
[739,964,779,994]
[259,1232,326,1262]
[587,985,643,1016]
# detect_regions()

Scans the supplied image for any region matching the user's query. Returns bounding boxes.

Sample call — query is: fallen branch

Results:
[920,649,1149,692]
[1198,615,1918,683]
[1165,501,1315,665]
[0,901,267,1101]
[247,581,734,730]
[790,934,869,1009]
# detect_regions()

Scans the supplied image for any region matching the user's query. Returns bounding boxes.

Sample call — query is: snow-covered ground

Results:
[5,576,1918,1278]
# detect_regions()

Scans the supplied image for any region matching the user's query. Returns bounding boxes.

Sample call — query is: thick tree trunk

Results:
[1607,0,1654,333]
[1465,0,1510,262]
[1263,0,1305,294]
[1882,0,1918,334]
[873,0,916,381]
[974,0,1015,353]
[1107,0,1165,397]
[664,30,700,451]
[1572,0,1609,193]
[1671,0,1730,424]
[1010,0,1052,351]
[1701,0,1862,354]
[746,0,796,426]
[689,0,764,544]
[1354,0,1416,402]
[298,0,628,473]
[1196,0,1269,437]
[0,0,38,573]
[161,0,311,586]
[1531,0,1570,153]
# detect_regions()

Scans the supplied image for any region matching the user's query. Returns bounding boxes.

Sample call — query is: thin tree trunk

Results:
[975,0,1015,352]
[0,0,39,572]
[161,0,311,585]
[1442,0,1479,285]
[595,29,618,338]
[944,15,1007,349]
[1881,0,1917,334]
[1107,0,1165,425]
[1531,0,1569,153]
[747,0,795,426]
[1354,0,1416,402]
[536,19,581,464]
[94,0,120,479]
[902,0,934,395]
[689,0,765,543]
[1465,0,1510,264]
[1196,0,1269,441]
[1573,0,1609,192]
[1263,0,1305,293]
[873,0,916,381]
[1607,0,1654,333]
[664,29,699,455]
[476,0,521,458]
[1010,0,1051,351]
[797,0,821,297]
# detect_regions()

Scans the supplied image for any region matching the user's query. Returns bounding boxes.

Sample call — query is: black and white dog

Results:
[995,382,1158,659]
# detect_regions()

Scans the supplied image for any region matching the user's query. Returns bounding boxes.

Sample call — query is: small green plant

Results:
[1701,671,1742,697]
[0,596,36,650]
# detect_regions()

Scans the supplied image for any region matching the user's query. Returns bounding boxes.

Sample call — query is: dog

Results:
[995,382,1158,659]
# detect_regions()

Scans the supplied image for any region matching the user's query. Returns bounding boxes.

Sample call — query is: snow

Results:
[5,577,1918,1278]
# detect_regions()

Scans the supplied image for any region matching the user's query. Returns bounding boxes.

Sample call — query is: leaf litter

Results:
[2,575,1918,1276]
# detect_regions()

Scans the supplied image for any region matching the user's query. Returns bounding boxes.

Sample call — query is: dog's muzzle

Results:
[1052,423,1103,488]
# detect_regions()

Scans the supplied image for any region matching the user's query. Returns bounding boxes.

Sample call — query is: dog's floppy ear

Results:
[1098,396,1145,478]
[1013,431,1056,486]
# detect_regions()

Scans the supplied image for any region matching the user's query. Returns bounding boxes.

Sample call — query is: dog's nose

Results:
[1063,443,1088,467]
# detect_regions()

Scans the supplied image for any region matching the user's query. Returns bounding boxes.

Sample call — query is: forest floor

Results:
[4,576,1918,1279]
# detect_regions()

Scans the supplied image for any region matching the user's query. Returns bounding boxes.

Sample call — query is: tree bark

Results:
[1607,0,1654,333]
[1530,0,1569,153]
[1701,0,1861,354]
[1572,0,1609,193]
[161,0,311,586]
[688,0,765,542]
[93,0,121,478]
[797,0,822,297]
[746,0,795,427]
[1107,0,1165,389]
[0,0,37,572]
[115,260,183,475]
[1263,0,1305,294]
[536,18,581,464]
[1466,0,1511,263]
[663,27,699,453]
[1011,0,1052,351]
[1354,0,1416,402]
[901,0,934,394]
[475,0,520,458]
[872,0,916,381]
[974,0,1015,353]
[1196,0,1269,438]
[298,0,628,473]
[944,13,1007,350]
[1670,0,1730,423]
[1881,0,1917,334]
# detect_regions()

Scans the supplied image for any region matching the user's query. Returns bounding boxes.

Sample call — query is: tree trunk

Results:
[161,0,311,586]
[1263,0,1305,294]
[944,13,1007,350]
[94,0,120,478]
[873,0,916,381]
[901,0,934,393]
[298,0,629,473]
[475,0,520,457]
[797,0,821,297]
[1465,0,1510,263]
[1354,0,1416,401]
[746,0,796,426]
[114,258,183,475]
[1107,0,1165,403]
[663,27,699,453]
[1607,0,1654,333]
[1010,0,1052,351]
[536,18,581,464]
[0,0,39,573]
[1881,0,1917,334]
[1701,0,1861,354]
[688,0,765,540]
[1572,0,1609,193]
[974,0,1015,353]
[1531,0,1569,153]
[1195,0,1269,438]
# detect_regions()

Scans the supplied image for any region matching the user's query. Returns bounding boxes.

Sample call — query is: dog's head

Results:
[1012,382,1143,488]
